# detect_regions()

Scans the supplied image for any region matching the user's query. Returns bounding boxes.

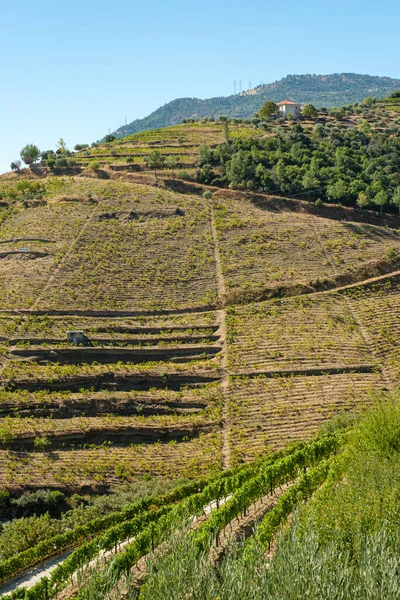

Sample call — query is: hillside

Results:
[110,73,400,139]
[0,98,400,598]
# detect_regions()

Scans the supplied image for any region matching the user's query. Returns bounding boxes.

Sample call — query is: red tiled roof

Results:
[276,99,299,106]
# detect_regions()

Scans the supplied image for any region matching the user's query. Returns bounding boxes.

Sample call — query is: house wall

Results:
[279,104,301,118]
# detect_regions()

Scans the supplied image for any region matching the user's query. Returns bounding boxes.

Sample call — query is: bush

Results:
[54,157,68,169]
[202,191,212,199]
[12,490,64,512]
[315,198,324,208]
[386,248,398,261]
[89,161,101,172]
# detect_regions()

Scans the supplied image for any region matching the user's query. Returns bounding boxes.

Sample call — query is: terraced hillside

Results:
[1,154,400,493]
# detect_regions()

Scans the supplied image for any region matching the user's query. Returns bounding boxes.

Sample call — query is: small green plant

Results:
[89,161,101,172]
[34,436,51,452]
[386,247,398,261]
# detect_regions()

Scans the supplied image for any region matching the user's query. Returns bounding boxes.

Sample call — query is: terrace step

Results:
[0,422,214,451]
[232,364,378,378]
[2,373,221,393]
[0,394,209,418]
[10,334,220,346]
[9,345,222,365]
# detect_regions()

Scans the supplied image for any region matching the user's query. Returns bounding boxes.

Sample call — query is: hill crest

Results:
[110,72,400,139]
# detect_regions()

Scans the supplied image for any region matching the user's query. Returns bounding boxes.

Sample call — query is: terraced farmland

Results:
[347,275,400,381]
[72,122,260,175]
[228,372,383,464]
[226,295,372,373]
[0,181,217,311]
[0,308,224,490]
[1,128,400,496]
[212,192,400,303]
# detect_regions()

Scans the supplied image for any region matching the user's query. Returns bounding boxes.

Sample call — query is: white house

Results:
[277,99,301,119]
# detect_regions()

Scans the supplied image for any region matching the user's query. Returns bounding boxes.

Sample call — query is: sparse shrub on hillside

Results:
[54,157,68,169]
[203,191,212,199]
[56,138,68,153]
[89,160,101,172]
[74,143,89,151]
[386,247,398,261]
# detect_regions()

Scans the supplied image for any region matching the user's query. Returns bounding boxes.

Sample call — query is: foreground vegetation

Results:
[2,396,397,598]
[120,398,400,600]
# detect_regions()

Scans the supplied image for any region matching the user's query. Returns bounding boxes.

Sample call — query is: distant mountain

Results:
[110,73,400,139]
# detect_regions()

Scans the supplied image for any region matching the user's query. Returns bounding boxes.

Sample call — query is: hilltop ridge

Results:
[110,73,400,139]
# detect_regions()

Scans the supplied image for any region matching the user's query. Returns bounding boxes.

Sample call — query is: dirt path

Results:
[209,200,230,469]
[0,550,73,596]
[312,268,400,297]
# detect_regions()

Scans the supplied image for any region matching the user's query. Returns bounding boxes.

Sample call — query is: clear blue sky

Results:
[1,0,399,174]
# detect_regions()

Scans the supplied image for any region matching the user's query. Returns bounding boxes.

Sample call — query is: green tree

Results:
[302,104,318,118]
[222,121,230,141]
[258,101,279,120]
[20,144,41,166]
[327,179,348,204]
[104,134,116,143]
[144,150,165,180]
[56,138,68,153]
[357,192,369,212]
[198,144,212,166]
[226,150,249,187]
[391,187,400,215]
[373,189,388,216]
[302,170,319,203]
[164,155,178,178]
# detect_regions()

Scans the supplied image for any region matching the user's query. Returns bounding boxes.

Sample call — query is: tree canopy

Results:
[20,144,40,166]
[258,101,279,120]
[194,106,400,215]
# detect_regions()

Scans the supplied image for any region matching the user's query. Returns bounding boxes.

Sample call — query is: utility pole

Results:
[239,79,242,93]
[233,80,236,95]
[249,79,252,90]
[125,116,127,126]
